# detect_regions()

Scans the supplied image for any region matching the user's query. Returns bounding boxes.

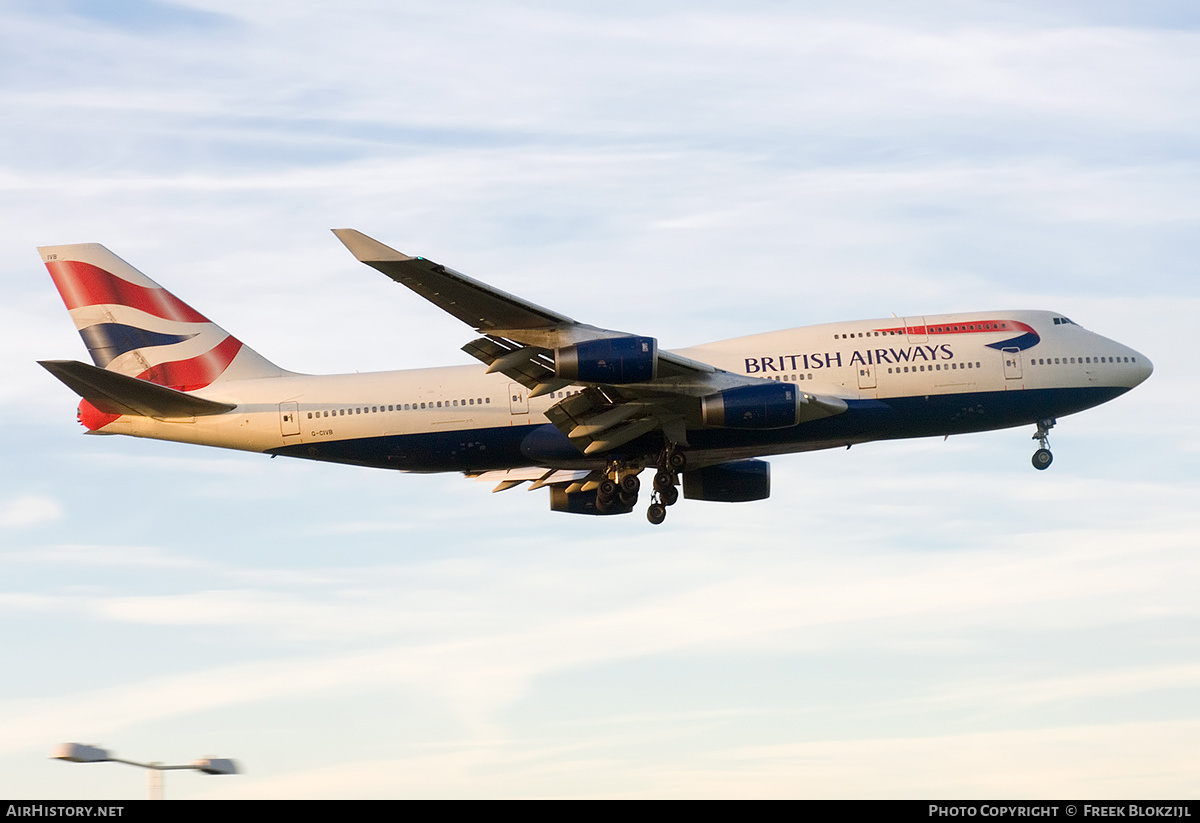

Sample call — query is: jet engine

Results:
[555,336,657,384]
[700,383,801,429]
[682,459,771,502]
[549,486,635,516]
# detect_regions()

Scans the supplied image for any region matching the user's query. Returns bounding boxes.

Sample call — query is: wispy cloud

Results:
[0,495,63,528]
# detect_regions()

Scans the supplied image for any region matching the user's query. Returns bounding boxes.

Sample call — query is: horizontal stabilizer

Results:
[39,360,235,418]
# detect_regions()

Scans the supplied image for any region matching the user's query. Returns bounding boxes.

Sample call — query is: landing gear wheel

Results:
[1030,418,1056,471]
[654,470,674,491]
[598,478,617,498]
[647,503,666,525]
[668,451,687,471]
[660,485,679,506]
[619,474,641,495]
[619,491,638,507]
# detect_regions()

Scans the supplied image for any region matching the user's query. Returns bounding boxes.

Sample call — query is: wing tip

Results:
[331,229,413,263]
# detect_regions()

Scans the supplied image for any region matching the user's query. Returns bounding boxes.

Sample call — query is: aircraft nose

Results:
[1115,344,1153,389]
[1133,351,1153,385]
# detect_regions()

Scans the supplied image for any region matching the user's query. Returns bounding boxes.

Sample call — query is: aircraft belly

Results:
[269,424,539,472]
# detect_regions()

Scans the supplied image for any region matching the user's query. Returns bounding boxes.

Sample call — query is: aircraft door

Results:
[1002,347,1022,380]
[279,401,300,436]
[508,383,529,415]
[857,364,877,390]
[904,316,927,343]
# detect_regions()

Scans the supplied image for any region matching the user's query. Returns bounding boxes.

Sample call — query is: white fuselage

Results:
[96,309,1151,472]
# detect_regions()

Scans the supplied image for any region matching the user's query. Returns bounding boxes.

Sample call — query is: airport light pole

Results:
[51,742,239,799]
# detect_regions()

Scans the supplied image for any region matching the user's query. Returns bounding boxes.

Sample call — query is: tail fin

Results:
[40,243,285,389]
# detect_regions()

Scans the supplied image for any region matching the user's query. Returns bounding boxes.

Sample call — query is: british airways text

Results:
[746,345,955,373]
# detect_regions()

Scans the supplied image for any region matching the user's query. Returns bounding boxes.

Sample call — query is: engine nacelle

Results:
[682,459,770,503]
[549,487,635,516]
[700,383,801,429]
[555,336,657,384]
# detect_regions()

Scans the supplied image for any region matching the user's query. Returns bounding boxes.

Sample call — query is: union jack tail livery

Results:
[40,243,283,387]
[39,244,285,432]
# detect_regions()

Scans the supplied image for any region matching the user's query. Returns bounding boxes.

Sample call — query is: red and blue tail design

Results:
[41,243,283,388]
[40,243,284,429]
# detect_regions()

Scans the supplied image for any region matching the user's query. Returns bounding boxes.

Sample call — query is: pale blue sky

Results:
[1,0,1197,798]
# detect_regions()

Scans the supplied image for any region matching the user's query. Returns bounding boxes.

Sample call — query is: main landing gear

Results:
[1031,418,1056,470]
[592,446,686,524]
[595,469,640,514]
[647,446,685,525]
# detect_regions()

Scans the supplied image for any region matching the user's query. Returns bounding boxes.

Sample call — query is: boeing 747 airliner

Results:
[38,230,1152,524]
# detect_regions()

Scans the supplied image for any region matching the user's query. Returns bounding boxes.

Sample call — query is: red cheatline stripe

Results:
[46,260,211,324]
[137,335,243,391]
[872,320,1036,336]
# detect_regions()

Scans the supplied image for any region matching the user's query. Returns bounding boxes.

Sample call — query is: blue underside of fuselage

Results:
[266,385,1129,472]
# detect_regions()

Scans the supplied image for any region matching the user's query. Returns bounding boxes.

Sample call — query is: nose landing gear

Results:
[1031,418,1056,470]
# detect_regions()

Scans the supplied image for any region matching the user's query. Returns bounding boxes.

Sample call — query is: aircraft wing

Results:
[333,229,846,454]
[332,229,574,332]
